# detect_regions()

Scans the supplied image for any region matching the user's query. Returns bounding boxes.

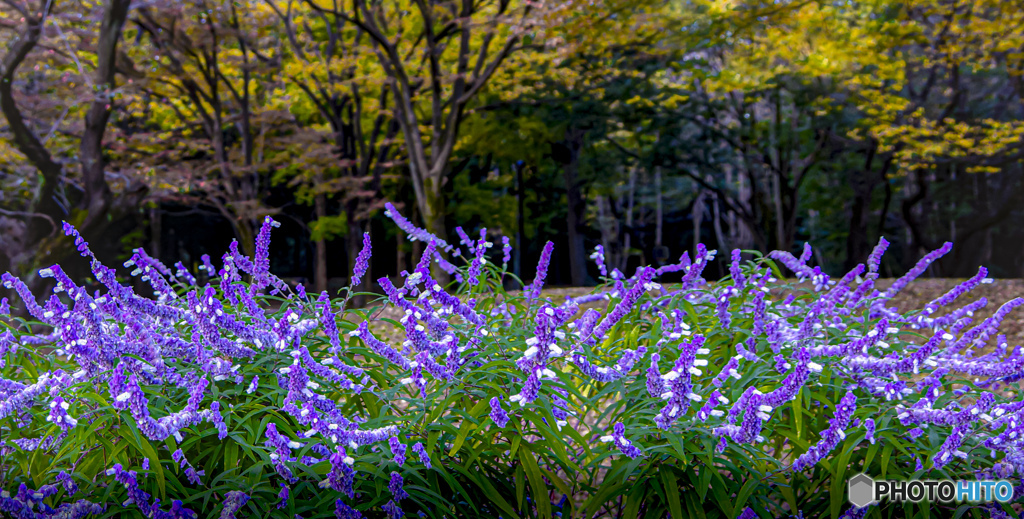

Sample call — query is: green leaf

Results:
[660,469,684,519]
[623,483,645,519]
[519,446,552,519]
[733,477,759,518]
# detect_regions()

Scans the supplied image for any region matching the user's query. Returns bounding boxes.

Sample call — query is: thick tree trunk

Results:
[845,147,877,271]
[0,0,136,315]
[79,0,131,230]
[562,128,587,286]
[423,177,450,285]
[0,16,64,251]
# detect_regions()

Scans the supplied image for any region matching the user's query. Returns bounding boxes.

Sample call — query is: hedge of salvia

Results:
[0,202,1022,519]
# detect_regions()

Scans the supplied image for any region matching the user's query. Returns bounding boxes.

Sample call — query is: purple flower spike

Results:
[490,397,510,428]
[600,422,642,458]
[738,508,758,519]
[278,484,290,510]
[336,500,365,519]
[791,391,857,471]
[389,472,408,501]
[867,237,889,273]
[351,232,372,287]
[411,442,431,468]
[219,491,250,519]
[730,249,746,288]
[590,245,608,278]
[384,202,452,252]
[382,500,403,519]
[526,242,554,300]
[389,437,407,466]
[883,242,952,299]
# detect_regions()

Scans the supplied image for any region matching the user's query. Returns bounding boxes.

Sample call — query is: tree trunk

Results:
[314,191,328,294]
[423,178,450,285]
[845,147,877,271]
[622,165,638,272]
[562,127,587,286]
[79,0,131,231]
[396,228,407,274]
[150,205,162,260]
[514,162,525,285]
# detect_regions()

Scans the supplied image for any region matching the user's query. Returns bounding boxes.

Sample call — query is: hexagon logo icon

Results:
[848,473,876,508]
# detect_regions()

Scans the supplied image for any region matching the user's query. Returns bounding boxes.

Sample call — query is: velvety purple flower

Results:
[883,242,952,299]
[768,247,815,281]
[384,202,452,251]
[526,242,554,300]
[199,254,216,275]
[490,397,510,428]
[389,437,407,466]
[864,419,876,445]
[657,250,691,276]
[389,472,408,501]
[711,357,742,387]
[502,237,512,267]
[351,233,372,287]
[326,448,356,497]
[61,221,96,259]
[738,508,757,519]
[589,267,656,343]
[278,483,290,509]
[716,286,737,329]
[382,500,403,519]
[590,245,608,278]
[335,500,364,519]
[349,321,411,369]
[839,505,870,519]
[57,471,78,495]
[866,237,889,273]
[46,395,78,430]
[219,491,250,519]
[599,422,642,458]
[646,353,665,398]
[729,249,746,288]
[791,391,857,471]
[411,442,431,468]
[455,227,473,249]
[467,234,488,287]
[209,401,228,440]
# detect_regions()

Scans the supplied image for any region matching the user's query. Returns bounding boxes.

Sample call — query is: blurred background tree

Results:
[2,0,1023,307]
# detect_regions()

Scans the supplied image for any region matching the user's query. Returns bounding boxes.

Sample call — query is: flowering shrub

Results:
[0,205,1022,518]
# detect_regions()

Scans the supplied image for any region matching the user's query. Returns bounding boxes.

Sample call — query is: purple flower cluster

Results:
[351,232,372,287]
[791,392,858,471]
[526,241,554,300]
[599,422,642,458]
[490,397,510,427]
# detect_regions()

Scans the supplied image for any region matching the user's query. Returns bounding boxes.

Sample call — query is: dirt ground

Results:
[367,278,1024,345]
